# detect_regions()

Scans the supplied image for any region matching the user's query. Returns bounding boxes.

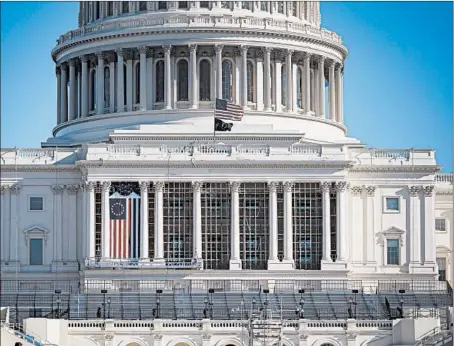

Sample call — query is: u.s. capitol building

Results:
[1,2,453,346]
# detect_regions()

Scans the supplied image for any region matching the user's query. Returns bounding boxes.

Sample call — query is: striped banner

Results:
[109,192,141,259]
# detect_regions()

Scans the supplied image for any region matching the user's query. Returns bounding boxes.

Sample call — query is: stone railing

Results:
[349,148,436,167]
[436,173,453,184]
[55,14,343,47]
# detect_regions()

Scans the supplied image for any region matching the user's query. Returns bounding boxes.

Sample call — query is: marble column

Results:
[67,185,79,261]
[69,59,77,120]
[189,44,198,109]
[163,45,172,110]
[303,53,311,114]
[409,186,421,266]
[230,182,241,270]
[328,61,336,121]
[81,56,89,118]
[140,182,149,260]
[51,185,64,262]
[286,50,293,112]
[263,47,272,111]
[268,182,278,262]
[321,182,331,261]
[423,186,436,265]
[9,185,21,263]
[126,57,133,112]
[147,49,154,110]
[107,54,115,114]
[256,53,264,111]
[192,182,203,260]
[215,45,223,99]
[116,50,125,112]
[139,46,148,111]
[365,186,376,264]
[154,182,164,261]
[56,67,61,124]
[274,56,282,112]
[283,182,294,262]
[60,64,68,123]
[318,57,326,118]
[97,53,105,115]
[85,182,96,259]
[1,186,10,263]
[335,64,343,122]
[350,186,363,264]
[101,181,111,258]
[335,181,347,261]
[241,46,248,108]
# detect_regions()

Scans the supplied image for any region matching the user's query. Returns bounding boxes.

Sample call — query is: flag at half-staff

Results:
[109,191,141,259]
[214,98,244,132]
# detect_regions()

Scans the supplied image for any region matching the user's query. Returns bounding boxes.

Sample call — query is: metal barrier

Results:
[84,257,202,269]
[377,280,449,293]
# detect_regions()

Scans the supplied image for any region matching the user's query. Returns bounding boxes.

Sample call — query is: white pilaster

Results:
[101,181,111,259]
[303,53,311,114]
[81,56,89,118]
[256,56,264,111]
[263,47,272,111]
[9,185,21,263]
[163,45,172,110]
[189,44,198,109]
[215,45,223,99]
[51,185,64,264]
[283,182,294,268]
[116,50,125,112]
[69,59,77,121]
[365,186,376,265]
[292,62,298,112]
[274,57,282,112]
[241,46,248,108]
[409,186,421,270]
[321,182,331,262]
[423,186,436,267]
[268,182,278,263]
[147,50,154,110]
[140,182,150,260]
[339,69,344,123]
[126,57,133,111]
[192,182,203,261]
[318,56,326,118]
[154,182,164,261]
[336,181,347,262]
[60,64,68,123]
[108,58,115,114]
[328,61,336,121]
[67,185,79,262]
[56,67,61,124]
[335,64,342,122]
[139,47,148,111]
[97,53,105,114]
[286,49,293,112]
[0,186,10,263]
[85,182,96,259]
[350,186,363,264]
[230,182,242,270]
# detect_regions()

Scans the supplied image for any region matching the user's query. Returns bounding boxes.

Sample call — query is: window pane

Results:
[387,239,399,265]
[30,239,43,265]
[386,197,399,211]
[435,219,446,232]
[437,258,446,281]
[30,197,43,211]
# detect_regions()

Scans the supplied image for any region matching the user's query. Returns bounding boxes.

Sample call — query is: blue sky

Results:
[1,2,453,171]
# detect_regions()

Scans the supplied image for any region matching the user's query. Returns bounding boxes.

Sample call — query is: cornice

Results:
[349,165,441,174]
[1,165,80,173]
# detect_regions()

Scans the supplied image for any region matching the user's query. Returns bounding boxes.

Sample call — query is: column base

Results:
[267,259,294,270]
[229,259,242,270]
[321,259,348,271]
[164,106,172,110]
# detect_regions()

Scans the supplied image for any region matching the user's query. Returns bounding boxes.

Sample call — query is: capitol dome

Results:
[48,1,348,146]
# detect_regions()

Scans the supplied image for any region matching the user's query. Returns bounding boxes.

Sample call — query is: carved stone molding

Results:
[189,44,198,53]
[409,185,420,197]
[139,46,148,55]
[84,181,96,192]
[214,44,224,53]
[52,184,65,195]
[350,186,362,196]
[230,181,241,193]
[268,181,278,193]
[283,181,294,193]
[347,332,357,340]
[423,185,435,197]
[162,44,172,54]
[140,181,150,192]
[202,333,211,340]
[335,181,348,192]
[0,185,11,194]
[365,186,376,197]
[299,333,309,340]
[104,333,114,341]
[66,185,80,195]
[23,226,49,246]
[154,181,165,192]
[154,333,163,340]
[101,181,111,192]
[192,181,203,192]
[320,182,331,192]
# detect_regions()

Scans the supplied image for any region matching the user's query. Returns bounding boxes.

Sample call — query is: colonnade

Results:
[55,45,344,126]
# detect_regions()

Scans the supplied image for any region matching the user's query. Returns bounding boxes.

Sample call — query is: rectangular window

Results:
[384,197,400,212]
[437,257,446,281]
[386,239,399,265]
[29,239,43,265]
[29,197,44,211]
[435,218,446,232]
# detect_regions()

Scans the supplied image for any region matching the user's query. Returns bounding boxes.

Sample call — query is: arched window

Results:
[155,60,165,103]
[123,64,127,106]
[222,60,233,101]
[199,60,211,101]
[135,63,140,104]
[122,1,129,13]
[107,2,113,16]
[139,1,147,11]
[177,60,189,101]
[247,61,254,102]
[104,66,110,109]
[281,64,286,106]
[89,69,96,111]
[297,67,302,108]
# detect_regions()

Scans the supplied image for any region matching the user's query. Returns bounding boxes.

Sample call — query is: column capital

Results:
[365,186,376,197]
[214,44,224,53]
[10,184,21,195]
[423,185,435,197]
[55,66,61,75]
[328,59,336,69]
[84,181,96,192]
[116,48,125,58]
[189,44,198,53]
[350,186,362,196]
[287,49,294,56]
[230,181,241,193]
[192,181,203,192]
[335,181,348,192]
[52,184,65,195]
[154,181,165,192]
[267,182,278,193]
[60,63,68,71]
[320,182,331,192]
[140,181,150,192]
[101,181,111,192]
[104,52,116,64]
[162,45,172,54]
[68,59,77,67]
[409,185,421,197]
[317,55,326,64]
[0,185,11,194]
[66,185,80,195]
[139,46,148,55]
[96,52,106,60]
[240,45,249,54]
[80,55,90,63]
[262,47,273,55]
[283,181,294,193]
[303,52,312,61]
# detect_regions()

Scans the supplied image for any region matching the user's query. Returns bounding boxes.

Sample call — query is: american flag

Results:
[214,98,244,121]
[109,192,141,259]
